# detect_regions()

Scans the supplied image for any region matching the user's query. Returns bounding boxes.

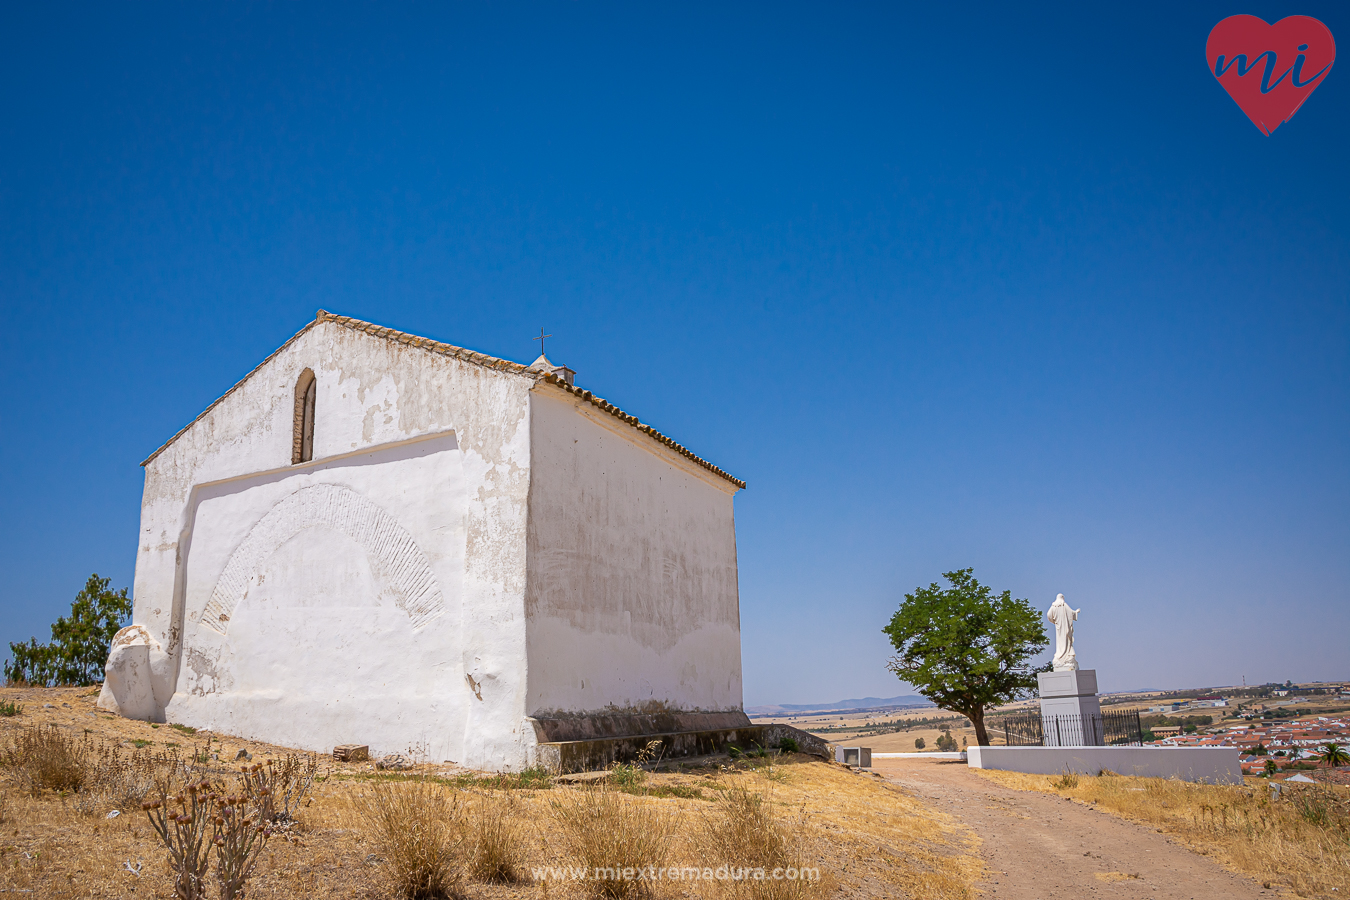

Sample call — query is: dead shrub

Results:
[700,784,820,900]
[71,739,159,815]
[551,786,672,899]
[142,780,218,900]
[141,767,276,900]
[357,778,467,899]
[238,752,319,824]
[213,779,274,900]
[0,724,180,818]
[0,724,91,793]
[1288,784,1337,828]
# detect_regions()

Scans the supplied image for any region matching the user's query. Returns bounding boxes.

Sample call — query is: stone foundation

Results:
[528,710,753,743]
[529,720,831,773]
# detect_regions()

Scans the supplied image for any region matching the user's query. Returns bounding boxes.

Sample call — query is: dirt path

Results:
[875,758,1270,900]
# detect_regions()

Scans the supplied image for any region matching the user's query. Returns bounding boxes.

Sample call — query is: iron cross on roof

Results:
[533,327,553,357]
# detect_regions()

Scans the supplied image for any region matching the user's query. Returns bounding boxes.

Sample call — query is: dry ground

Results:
[877,756,1350,900]
[878,758,1278,900]
[0,686,980,899]
[972,767,1350,900]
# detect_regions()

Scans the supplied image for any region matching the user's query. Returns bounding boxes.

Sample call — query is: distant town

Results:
[1125,682,1350,780]
[750,680,1350,780]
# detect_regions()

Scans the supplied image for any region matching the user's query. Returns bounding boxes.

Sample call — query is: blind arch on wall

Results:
[199,483,445,636]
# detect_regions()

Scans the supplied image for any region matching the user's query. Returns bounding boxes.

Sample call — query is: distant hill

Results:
[747,695,934,716]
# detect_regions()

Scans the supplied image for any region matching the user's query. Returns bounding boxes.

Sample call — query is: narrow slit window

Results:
[292,369,316,464]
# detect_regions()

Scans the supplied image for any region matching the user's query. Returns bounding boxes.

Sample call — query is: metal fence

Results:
[990,709,1142,747]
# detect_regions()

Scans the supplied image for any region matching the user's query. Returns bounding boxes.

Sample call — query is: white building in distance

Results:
[100,312,748,771]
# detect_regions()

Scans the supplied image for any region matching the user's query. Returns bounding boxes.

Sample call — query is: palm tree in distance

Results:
[1322,742,1349,768]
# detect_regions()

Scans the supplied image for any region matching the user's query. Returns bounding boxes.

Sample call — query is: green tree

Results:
[1322,742,1349,768]
[913,737,926,750]
[1264,759,1278,777]
[884,568,1049,746]
[5,574,132,686]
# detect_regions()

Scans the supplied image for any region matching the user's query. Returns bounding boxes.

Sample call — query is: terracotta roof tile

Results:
[539,372,746,490]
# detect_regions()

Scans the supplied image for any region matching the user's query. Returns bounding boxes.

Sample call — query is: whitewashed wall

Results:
[523,386,744,717]
[131,321,536,769]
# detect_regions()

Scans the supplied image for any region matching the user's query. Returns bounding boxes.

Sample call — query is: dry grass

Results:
[1050,769,1079,790]
[976,769,1350,898]
[550,785,673,899]
[354,778,467,899]
[0,753,981,900]
[466,791,529,884]
[1,686,985,899]
[713,760,980,900]
[699,783,820,900]
[0,722,168,815]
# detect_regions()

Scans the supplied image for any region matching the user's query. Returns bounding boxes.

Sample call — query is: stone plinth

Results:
[1037,669,1098,698]
[1037,668,1104,746]
[1039,692,1103,720]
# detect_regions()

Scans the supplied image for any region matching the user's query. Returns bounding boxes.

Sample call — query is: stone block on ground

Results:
[333,744,369,762]
[375,753,414,770]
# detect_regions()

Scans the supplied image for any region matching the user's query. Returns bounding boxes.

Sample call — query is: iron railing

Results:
[993,711,1046,746]
[990,709,1142,747]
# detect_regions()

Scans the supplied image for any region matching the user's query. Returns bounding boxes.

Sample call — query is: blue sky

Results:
[1,3,1346,707]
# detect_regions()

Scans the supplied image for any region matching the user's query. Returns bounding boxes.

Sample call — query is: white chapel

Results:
[99,311,750,771]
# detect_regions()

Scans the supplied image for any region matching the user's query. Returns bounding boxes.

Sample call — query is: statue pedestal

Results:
[1038,669,1104,746]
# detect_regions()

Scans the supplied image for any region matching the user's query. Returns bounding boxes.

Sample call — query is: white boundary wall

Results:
[966,745,1243,784]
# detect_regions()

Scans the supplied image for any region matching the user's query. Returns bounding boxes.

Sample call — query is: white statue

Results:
[1046,593,1080,671]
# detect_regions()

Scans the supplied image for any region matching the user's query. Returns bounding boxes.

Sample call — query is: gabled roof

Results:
[140,311,745,489]
[537,371,746,490]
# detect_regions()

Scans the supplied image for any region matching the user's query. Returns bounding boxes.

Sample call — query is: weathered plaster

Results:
[116,317,744,771]
[129,321,534,769]
[524,386,743,718]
